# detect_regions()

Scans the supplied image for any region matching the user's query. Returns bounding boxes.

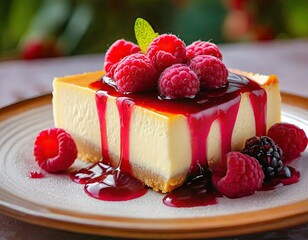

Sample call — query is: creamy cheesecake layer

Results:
[53,70,281,192]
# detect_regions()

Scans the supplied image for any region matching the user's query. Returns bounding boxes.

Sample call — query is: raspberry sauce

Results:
[163,171,221,207]
[28,170,45,178]
[163,166,300,207]
[260,166,300,191]
[70,161,147,201]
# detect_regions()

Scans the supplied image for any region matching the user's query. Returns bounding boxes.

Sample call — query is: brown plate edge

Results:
[0,93,307,239]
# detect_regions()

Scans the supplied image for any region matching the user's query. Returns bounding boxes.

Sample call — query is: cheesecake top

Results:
[55,69,276,117]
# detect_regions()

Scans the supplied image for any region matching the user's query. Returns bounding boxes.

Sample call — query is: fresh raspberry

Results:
[114,53,156,94]
[212,152,264,198]
[22,40,62,60]
[104,39,141,79]
[158,64,200,99]
[34,128,77,173]
[186,41,222,61]
[189,55,228,89]
[146,34,186,73]
[268,123,308,163]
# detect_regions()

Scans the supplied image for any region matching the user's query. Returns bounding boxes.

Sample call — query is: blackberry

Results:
[242,136,286,178]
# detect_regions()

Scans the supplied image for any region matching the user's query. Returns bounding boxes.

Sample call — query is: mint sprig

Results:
[134,18,159,53]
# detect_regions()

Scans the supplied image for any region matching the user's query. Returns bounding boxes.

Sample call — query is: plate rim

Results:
[0,93,308,239]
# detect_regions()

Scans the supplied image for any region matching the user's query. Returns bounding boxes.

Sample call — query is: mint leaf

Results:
[134,18,159,53]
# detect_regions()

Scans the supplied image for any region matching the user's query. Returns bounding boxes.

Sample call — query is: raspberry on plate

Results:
[268,123,308,163]
[212,152,264,198]
[146,34,186,73]
[158,64,200,99]
[104,39,141,79]
[114,53,156,94]
[189,55,228,89]
[34,128,77,173]
[186,41,222,61]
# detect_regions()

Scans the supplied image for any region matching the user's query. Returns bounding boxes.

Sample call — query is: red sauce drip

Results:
[187,97,241,174]
[70,162,111,184]
[249,89,267,136]
[70,160,147,201]
[116,97,134,173]
[84,170,147,201]
[28,170,45,178]
[95,91,110,164]
[218,98,241,165]
[163,172,221,207]
[260,166,300,191]
[96,92,135,172]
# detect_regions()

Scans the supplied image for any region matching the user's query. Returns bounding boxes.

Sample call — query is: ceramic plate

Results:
[0,94,307,239]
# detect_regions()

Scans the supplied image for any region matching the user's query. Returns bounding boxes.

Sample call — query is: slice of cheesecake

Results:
[53,70,281,193]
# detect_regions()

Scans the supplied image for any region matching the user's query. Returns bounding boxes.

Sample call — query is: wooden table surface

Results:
[0,39,307,239]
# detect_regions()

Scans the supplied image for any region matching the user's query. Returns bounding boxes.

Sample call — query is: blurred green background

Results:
[1,0,307,61]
